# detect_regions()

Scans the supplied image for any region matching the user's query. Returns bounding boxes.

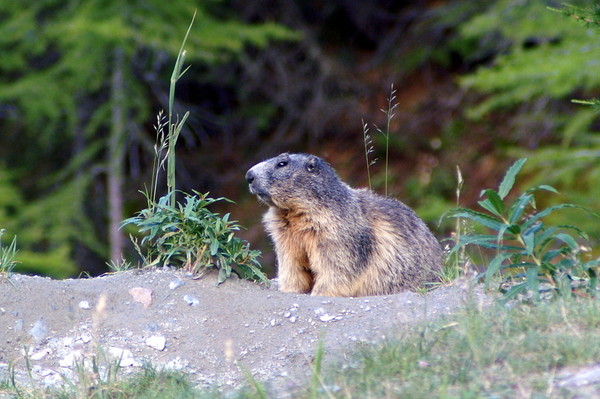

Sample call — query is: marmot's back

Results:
[246,153,443,297]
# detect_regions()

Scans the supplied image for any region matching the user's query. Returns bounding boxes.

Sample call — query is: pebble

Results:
[30,349,50,361]
[129,287,152,308]
[108,347,139,367]
[29,318,48,344]
[78,301,91,310]
[145,335,167,351]
[59,350,83,367]
[169,280,185,290]
[183,295,199,306]
[319,314,337,322]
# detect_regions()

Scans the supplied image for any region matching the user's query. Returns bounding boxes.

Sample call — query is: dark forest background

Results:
[1,0,599,278]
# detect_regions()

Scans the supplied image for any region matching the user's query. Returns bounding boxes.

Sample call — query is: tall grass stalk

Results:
[362,119,377,190]
[375,84,398,196]
[149,111,168,206]
[166,11,195,207]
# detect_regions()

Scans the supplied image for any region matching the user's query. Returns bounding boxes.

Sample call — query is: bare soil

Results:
[0,269,488,394]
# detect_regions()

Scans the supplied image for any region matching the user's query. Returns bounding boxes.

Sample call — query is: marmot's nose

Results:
[245,170,255,184]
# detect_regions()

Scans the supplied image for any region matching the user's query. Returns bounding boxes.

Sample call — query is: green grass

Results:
[294,297,600,399]
[3,297,598,398]
[0,229,18,277]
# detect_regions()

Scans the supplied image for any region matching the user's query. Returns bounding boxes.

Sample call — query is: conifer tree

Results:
[0,1,296,275]
[459,0,600,238]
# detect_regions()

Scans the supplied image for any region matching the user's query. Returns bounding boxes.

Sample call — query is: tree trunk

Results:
[108,47,126,263]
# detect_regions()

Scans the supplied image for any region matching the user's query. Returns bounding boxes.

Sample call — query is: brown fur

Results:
[246,153,443,297]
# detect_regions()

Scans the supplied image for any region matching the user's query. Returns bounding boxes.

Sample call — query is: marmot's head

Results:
[246,153,344,210]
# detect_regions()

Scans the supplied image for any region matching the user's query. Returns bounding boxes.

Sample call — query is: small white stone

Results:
[289,316,297,323]
[30,349,50,361]
[59,350,83,367]
[78,301,91,310]
[169,280,185,290]
[145,335,166,351]
[79,334,92,344]
[319,314,336,322]
[109,347,139,367]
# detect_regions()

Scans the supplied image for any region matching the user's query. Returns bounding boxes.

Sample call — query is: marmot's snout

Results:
[245,169,255,185]
[246,164,272,204]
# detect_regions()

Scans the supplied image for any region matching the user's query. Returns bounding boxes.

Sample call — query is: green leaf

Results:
[522,232,535,256]
[501,283,527,302]
[498,158,527,199]
[551,233,579,251]
[217,267,230,284]
[450,209,506,231]
[478,189,505,217]
[484,253,512,288]
[508,193,534,225]
[521,204,583,231]
[526,185,559,195]
[209,239,220,256]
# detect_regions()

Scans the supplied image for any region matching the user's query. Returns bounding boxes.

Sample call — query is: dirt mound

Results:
[0,269,488,393]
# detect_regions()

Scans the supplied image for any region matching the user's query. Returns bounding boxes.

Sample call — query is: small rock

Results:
[108,347,139,367]
[319,314,337,322]
[165,356,189,371]
[78,301,91,310]
[289,316,297,323]
[560,364,600,388]
[59,350,83,367]
[29,318,48,344]
[129,287,152,308]
[169,279,185,290]
[183,295,199,306]
[43,372,63,387]
[145,335,166,351]
[79,334,92,344]
[30,349,51,361]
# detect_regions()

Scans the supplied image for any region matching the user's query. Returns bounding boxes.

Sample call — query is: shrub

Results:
[446,158,599,301]
[122,191,266,284]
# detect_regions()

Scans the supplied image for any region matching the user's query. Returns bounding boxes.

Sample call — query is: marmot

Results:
[245,153,443,297]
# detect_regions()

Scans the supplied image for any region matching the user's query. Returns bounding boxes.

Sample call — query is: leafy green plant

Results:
[0,229,18,277]
[123,191,265,284]
[446,158,599,301]
[121,16,266,285]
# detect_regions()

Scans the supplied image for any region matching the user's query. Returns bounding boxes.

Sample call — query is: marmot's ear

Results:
[306,156,319,173]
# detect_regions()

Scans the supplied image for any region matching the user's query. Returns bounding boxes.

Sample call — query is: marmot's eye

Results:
[277,161,288,168]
